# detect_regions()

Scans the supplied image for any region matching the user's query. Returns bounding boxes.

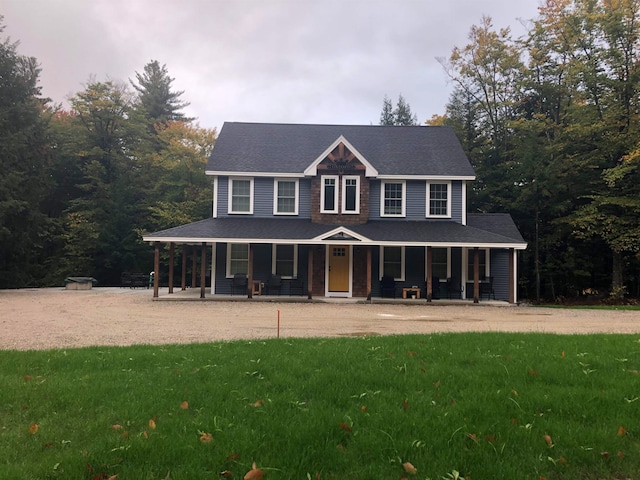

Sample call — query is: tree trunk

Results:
[612,251,624,295]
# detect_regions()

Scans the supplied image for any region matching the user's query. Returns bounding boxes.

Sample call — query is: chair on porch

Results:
[480,276,495,300]
[288,277,305,296]
[427,276,441,299]
[380,275,397,298]
[231,273,247,295]
[446,277,463,299]
[264,274,282,296]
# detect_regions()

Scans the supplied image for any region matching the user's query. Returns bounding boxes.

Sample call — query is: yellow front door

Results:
[328,245,350,292]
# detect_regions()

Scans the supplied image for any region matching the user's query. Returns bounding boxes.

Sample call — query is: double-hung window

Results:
[229,177,253,214]
[273,244,297,278]
[381,181,405,217]
[321,175,339,213]
[381,246,404,281]
[431,247,449,280]
[466,248,489,280]
[427,182,450,217]
[274,179,298,215]
[342,176,360,214]
[227,244,249,276]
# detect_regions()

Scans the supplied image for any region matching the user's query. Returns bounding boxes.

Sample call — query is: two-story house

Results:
[143,122,527,302]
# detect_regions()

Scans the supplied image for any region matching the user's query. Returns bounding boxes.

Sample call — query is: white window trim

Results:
[380,180,406,217]
[226,243,249,278]
[379,246,405,281]
[341,175,360,214]
[212,176,218,218]
[426,181,451,218]
[271,244,298,279]
[273,178,299,215]
[320,175,339,214]
[228,177,254,215]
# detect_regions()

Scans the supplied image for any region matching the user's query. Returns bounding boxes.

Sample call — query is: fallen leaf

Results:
[407,351,417,357]
[339,422,352,433]
[402,400,409,410]
[244,462,264,480]
[600,451,609,459]
[121,431,128,439]
[220,470,233,477]
[23,375,32,381]
[148,419,156,430]
[511,389,518,397]
[360,405,367,412]
[543,434,553,446]
[561,351,565,359]
[402,462,417,475]
[180,401,189,410]
[143,431,148,439]
[111,424,123,431]
[29,423,38,434]
[528,369,539,376]
[617,450,625,459]
[617,426,627,437]
[43,442,55,448]
[558,456,567,465]
[466,433,478,442]
[108,475,119,480]
[226,453,240,461]
[433,380,441,388]
[200,432,213,443]
[252,399,264,408]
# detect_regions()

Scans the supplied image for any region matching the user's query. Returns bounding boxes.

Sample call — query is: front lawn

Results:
[1,333,639,479]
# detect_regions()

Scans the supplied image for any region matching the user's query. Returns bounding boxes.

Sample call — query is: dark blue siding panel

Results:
[451,181,463,223]
[218,177,229,216]
[490,249,510,301]
[253,178,273,217]
[369,180,382,220]
[298,179,311,218]
[406,180,426,220]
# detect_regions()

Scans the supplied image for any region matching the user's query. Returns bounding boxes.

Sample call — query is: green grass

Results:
[1,334,640,479]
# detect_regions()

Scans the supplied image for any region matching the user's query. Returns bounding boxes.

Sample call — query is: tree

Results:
[131,60,192,129]
[0,18,53,287]
[378,94,418,125]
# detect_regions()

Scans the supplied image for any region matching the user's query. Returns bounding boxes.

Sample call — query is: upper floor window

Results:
[321,175,339,213]
[381,181,405,217]
[427,182,450,217]
[273,244,298,278]
[274,179,298,215]
[227,243,249,277]
[342,176,360,214]
[229,177,253,214]
[380,246,405,281]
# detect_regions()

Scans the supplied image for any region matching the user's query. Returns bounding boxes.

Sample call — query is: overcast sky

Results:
[3,1,541,132]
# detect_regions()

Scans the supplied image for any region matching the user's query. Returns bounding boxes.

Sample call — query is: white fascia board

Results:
[377,174,476,181]
[206,170,304,178]
[304,135,379,177]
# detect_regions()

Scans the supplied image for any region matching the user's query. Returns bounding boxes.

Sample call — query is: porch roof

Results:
[143,214,527,249]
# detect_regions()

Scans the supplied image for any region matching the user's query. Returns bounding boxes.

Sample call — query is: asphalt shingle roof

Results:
[144,214,526,247]
[207,122,476,177]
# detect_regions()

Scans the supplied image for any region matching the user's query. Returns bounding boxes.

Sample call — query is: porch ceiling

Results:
[143,215,527,249]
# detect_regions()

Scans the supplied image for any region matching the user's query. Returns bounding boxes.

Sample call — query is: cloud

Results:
[3,0,540,129]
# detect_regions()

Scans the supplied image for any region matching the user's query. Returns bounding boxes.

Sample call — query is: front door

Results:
[328,245,350,294]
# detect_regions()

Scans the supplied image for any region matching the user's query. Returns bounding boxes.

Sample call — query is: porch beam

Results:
[191,247,197,289]
[426,246,433,302]
[248,244,254,298]
[509,248,515,304]
[168,243,175,294]
[307,247,313,299]
[366,246,372,301]
[153,241,160,298]
[473,247,479,303]
[200,242,206,299]
[181,245,187,291]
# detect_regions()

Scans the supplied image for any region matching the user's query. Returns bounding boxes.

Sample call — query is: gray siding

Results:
[298,179,311,218]
[490,249,510,302]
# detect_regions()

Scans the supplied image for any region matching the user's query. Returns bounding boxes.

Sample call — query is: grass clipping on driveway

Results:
[2,333,640,479]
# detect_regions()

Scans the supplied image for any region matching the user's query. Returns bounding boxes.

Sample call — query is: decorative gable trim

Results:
[312,226,371,243]
[304,135,378,177]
